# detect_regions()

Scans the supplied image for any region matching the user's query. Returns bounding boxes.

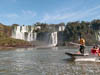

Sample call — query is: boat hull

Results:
[65,52,100,62]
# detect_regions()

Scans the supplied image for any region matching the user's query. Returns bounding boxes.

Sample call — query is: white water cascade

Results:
[12,26,37,41]
[49,32,58,47]
[12,25,58,47]
[36,32,58,47]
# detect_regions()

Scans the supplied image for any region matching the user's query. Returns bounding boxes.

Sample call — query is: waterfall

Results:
[52,32,58,46]
[49,32,58,47]
[27,32,37,41]
[12,25,58,47]
[36,32,58,47]
[12,26,37,41]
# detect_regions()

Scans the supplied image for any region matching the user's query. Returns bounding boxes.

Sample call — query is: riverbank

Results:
[0,45,35,50]
[0,46,16,50]
[0,37,36,50]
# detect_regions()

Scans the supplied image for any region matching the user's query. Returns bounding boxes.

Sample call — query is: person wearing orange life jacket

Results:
[79,37,85,54]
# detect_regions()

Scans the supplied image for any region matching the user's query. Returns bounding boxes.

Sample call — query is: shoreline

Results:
[0,45,35,50]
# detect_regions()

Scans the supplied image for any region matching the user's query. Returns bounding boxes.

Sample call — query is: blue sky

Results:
[0,0,100,25]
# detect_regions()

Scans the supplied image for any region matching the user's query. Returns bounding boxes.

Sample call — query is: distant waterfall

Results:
[49,32,58,47]
[51,32,58,46]
[12,26,37,41]
[12,25,58,47]
[36,32,58,47]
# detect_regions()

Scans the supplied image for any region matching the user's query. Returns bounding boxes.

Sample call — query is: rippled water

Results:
[0,46,100,75]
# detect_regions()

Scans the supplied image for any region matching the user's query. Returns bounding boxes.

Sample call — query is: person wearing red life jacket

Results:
[97,48,100,56]
[91,45,99,55]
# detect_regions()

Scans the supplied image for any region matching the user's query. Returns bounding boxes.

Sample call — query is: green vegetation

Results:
[64,20,100,45]
[0,38,31,47]
[34,22,65,33]
[0,23,11,37]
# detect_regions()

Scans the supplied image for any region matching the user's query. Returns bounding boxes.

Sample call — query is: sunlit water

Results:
[0,46,100,75]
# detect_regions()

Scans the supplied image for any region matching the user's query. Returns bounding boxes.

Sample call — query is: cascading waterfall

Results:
[36,32,58,47]
[12,26,37,41]
[49,32,58,47]
[52,32,58,46]
[27,32,37,41]
[12,25,58,47]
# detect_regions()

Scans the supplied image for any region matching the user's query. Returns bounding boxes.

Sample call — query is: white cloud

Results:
[0,10,36,19]
[5,14,19,18]
[0,10,37,25]
[40,11,79,23]
[40,5,100,23]
[0,13,19,19]
[22,10,36,17]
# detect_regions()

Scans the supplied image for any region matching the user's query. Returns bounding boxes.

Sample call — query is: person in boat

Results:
[95,45,100,56]
[98,48,100,56]
[91,45,99,55]
[79,36,85,54]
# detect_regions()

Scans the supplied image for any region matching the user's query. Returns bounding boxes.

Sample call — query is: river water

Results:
[0,46,100,75]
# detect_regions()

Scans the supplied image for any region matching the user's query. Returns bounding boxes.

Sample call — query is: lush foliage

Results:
[34,22,65,33]
[64,20,100,45]
[0,38,31,47]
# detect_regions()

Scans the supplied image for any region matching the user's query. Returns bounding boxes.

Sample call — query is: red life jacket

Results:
[91,48,97,54]
[98,49,100,53]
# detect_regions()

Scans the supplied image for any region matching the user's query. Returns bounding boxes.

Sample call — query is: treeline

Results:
[34,22,65,32]
[0,23,11,38]
[64,19,100,45]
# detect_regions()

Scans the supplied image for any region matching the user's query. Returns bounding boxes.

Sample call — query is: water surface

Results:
[0,46,100,75]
